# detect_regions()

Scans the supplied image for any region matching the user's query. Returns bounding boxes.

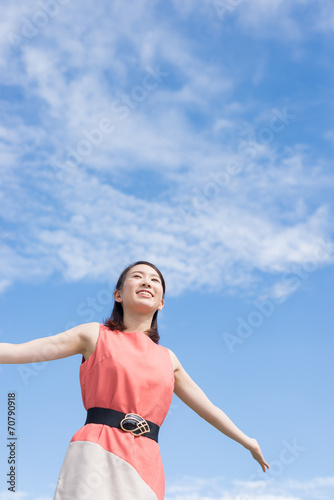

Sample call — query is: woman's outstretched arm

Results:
[0,322,99,364]
[169,349,269,472]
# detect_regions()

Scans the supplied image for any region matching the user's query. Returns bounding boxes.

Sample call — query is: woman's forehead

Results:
[128,264,160,276]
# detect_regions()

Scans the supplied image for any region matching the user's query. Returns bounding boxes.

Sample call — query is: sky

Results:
[0,0,334,498]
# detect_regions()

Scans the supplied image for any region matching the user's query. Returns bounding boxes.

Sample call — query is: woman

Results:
[0,260,269,499]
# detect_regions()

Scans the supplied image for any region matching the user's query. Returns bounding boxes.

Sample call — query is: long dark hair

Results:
[103,261,166,344]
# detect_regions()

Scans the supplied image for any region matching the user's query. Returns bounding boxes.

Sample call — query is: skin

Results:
[0,263,269,472]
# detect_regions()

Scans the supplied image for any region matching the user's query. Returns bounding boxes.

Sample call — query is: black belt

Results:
[84,407,160,443]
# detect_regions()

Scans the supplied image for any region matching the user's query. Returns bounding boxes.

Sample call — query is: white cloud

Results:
[2,475,334,500]
[0,493,52,500]
[235,0,304,37]
[311,1,334,32]
[165,474,334,500]
[204,0,334,40]
[0,492,29,500]
[1,158,332,297]
[0,0,333,299]
[285,476,334,490]
[234,0,334,38]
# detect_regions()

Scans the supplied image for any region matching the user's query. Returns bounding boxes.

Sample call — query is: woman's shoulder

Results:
[79,322,101,337]
[165,347,181,373]
[79,322,101,360]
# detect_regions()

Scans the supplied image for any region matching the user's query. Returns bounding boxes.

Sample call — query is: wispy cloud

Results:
[0,1,333,297]
[0,493,52,500]
[207,0,334,38]
[1,475,334,500]
[165,474,334,500]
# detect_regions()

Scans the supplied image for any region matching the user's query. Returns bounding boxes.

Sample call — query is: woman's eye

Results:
[132,274,160,283]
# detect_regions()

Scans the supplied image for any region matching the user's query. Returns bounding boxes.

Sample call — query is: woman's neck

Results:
[122,313,153,334]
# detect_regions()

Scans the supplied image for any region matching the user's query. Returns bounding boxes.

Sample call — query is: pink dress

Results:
[53,323,175,500]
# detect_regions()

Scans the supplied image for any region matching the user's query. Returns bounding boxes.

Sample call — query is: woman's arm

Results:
[169,349,269,472]
[0,322,99,364]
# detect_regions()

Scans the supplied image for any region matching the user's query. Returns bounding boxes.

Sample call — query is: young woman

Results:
[0,260,269,499]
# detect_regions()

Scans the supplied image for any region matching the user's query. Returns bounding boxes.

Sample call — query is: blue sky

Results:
[0,0,334,498]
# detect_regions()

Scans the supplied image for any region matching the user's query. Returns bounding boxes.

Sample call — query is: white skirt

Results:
[53,440,158,500]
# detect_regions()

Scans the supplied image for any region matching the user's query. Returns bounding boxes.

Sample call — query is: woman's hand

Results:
[246,438,269,472]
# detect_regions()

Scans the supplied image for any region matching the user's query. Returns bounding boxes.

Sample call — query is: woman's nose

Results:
[140,279,151,287]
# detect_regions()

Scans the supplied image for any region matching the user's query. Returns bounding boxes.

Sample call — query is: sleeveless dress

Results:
[53,324,175,500]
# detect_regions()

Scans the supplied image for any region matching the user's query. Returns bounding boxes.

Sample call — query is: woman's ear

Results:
[157,298,165,311]
[113,289,122,303]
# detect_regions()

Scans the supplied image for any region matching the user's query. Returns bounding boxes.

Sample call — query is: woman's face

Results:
[114,264,165,314]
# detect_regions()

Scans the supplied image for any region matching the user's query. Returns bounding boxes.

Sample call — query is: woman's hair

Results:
[103,261,166,344]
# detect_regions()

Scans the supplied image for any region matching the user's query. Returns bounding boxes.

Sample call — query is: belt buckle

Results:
[120,413,151,436]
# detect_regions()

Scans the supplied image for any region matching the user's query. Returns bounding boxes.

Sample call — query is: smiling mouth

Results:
[137,290,153,297]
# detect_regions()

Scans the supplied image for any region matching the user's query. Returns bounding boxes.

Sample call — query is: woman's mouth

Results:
[137,290,153,297]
